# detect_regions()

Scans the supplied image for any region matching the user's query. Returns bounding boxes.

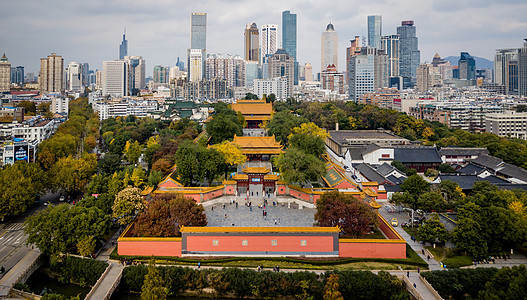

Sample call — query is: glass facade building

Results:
[368,15,382,50]
[397,20,420,88]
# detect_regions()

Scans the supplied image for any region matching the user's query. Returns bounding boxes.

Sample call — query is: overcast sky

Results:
[1,0,526,76]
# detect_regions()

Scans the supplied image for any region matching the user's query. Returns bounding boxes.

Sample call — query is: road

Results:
[0,190,59,276]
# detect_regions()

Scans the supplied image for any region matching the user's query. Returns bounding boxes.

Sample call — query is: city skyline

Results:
[1,0,526,75]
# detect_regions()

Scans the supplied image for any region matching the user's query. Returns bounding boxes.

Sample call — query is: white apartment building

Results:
[51,97,69,114]
[67,61,83,91]
[253,77,288,100]
[486,111,527,140]
[102,60,128,97]
[188,49,203,82]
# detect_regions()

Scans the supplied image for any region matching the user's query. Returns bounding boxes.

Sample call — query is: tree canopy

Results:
[274,147,325,186]
[315,191,378,238]
[112,186,147,226]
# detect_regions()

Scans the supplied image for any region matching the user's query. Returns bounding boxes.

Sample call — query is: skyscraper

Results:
[119,30,128,60]
[261,24,278,65]
[268,49,294,97]
[458,52,476,80]
[368,15,382,49]
[11,66,24,85]
[519,40,527,97]
[82,63,89,87]
[397,20,420,88]
[176,57,184,70]
[39,53,64,94]
[244,23,259,62]
[67,61,83,91]
[380,35,399,77]
[304,62,313,82]
[153,65,169,84]
[347,47,389,101]
[321,23,338,72]
[124,56,146,94]
[191,13,207,51]
[189,13,207,81]
[0,54,10,92]
[282,10,298,85]
[189,49,203,82]
[102,60,128,97]
[494,48,518,94]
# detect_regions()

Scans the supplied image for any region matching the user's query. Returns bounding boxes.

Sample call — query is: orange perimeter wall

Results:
[185,235,335,254]
[338,241,406,259]
[118,240,182,257]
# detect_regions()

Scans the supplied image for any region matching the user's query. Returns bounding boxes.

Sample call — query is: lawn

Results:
[425,246,473,268]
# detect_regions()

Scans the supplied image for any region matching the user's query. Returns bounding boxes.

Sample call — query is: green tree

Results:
[206,113,243,144]
[0,166,35,219]
[25,204,110,256]
[141,259,167,300]
[16,100,37,115]
[77,235,96,256]
[418,192,446,211]
[112,186,147,226]
[274,147,325,186]
[267,110,308,146]
[478,265,527,300]
[123,140,142,164]
[416,214,449,245]
[288,133,325,157]
[315,191,378,238]
[400,174,430,198]
[438,163,456,173]
[97,153,122,174]
[323,274,343,300]
[51,154,97,194]
[37,133,78,170]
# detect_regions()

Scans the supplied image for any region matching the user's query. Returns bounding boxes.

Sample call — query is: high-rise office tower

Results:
[153,65,169,84]
[321,23,338,72]
[82,63,89,87]
[189,49,203,82]
[39,53,64,94]
[245,61,259,88]
[282,10,298,85]
[261,24,278,65]
[11,66,24,85]
[347,47,389,101]
[458,52,476,80]
[124,56,146,94]
[380,35,399,77]
[244,23,259,62]
[368,15,382,49]
[189,13,207,80]
[102,60,128,97]
[176,57,185,70]
[67,61,83,91]
[191,13,207,50]
[494,49,519,95]
[397,20,420,88]
[268,49,294,97]
[119,30,128,60]
[519,40,527,97]
[0,54,10,92]
[304,62,313,82]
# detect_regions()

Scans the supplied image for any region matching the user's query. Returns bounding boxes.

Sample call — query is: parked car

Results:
[391,218,398,227]
[59,196,65,202]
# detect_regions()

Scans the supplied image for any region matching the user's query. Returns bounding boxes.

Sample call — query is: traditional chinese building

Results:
[231,99,273,128]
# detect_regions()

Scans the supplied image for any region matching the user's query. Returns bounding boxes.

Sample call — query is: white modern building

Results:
[67,61,83,92]
[102,60,128,97]
[51,97,69,114]
[321,23,338,72]
[486,111,527,140]
[260,24,278,65]
[253,77,288,100]
[188,49,203,82]
[124,56,146,93]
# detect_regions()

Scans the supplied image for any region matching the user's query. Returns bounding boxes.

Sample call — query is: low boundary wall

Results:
[117,213,406,259]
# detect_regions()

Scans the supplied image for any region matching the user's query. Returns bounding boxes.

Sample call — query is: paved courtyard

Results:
[204,196,316,227]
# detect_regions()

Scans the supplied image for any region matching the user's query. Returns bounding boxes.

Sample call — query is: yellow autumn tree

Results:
[211,141,247,166]
[288,122,329,140]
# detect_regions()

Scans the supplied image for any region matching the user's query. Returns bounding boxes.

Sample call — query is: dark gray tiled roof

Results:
[496,184,527,191]
[393,147,442,164]
[328,130,408,144]
[457,163,486,175]
[376,163,397,176]
[355,163,388,184]
[498,163,527,182]
[439,174,510,190]
[472,154,504,169]
[386,175,405,185]
[439,147,489,156]
[384,185,401,193]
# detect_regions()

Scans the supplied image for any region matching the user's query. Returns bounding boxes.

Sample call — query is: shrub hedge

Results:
[49,256,108,287]
[121,265,410,300]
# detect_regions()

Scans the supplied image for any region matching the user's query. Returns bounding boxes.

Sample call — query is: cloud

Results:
[1,0,526,76]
